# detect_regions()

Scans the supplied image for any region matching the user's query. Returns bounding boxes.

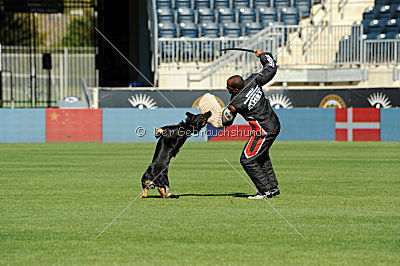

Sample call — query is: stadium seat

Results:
[238,7,256,23]
[157,7,175,23]
[280,7,300,25]
[362,32,380,39]
[379,5,392,19]
[254,0,271,8]
[367,19,387,34]
[179,22,199,37]
[375,0,391,5]
[274,0,291,9]
[177,7,195,23]
[244,22,265,36]
[218,8,236,23]
[200,22,220,37]
[258,7,278,23]
[363,6,381,20]
[156,0,173,8]
[295,0,311,18]
[233,0,251,8]
[214,0,230,8]
[198,7,216,23]
[175,0,192,8]
[361,19,372,34]
[380,31,397,39]
[158,22,177,38]
[195,0,211,8]
[386,18,400,32]
[222,22,242,37]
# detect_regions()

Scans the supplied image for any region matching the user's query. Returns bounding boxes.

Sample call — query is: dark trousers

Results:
[240,127,279,194]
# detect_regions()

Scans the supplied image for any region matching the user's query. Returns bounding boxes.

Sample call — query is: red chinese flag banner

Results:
[335,108,380,142]
[46,109,102,142]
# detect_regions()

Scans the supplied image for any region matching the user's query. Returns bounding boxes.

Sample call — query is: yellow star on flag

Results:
[50,113,59,120]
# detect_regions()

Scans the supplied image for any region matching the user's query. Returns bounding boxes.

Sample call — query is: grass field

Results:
[1,141,399,265]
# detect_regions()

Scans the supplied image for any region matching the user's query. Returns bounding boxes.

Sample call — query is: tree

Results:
[59,11,94,47]
[0,7,44,46]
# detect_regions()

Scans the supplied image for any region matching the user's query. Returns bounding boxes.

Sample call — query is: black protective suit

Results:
[229,52,280,194]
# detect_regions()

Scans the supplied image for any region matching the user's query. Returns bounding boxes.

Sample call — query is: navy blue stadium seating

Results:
[157,7,175,23]
[214,0,230,8]
[367,19,388,34]
[175,0,192,8]
[295,0,311,18]
[258,7,278,23]
[218,8,236,23]
[375,0,392,6]
[156,0,172,8]
[198,7,216,22]
[158,22,177,38]
[177,7,195,23]
[238,7,256,23]
[195,0,211,8]
[200,22,220,37]
[379,5,392,19]
[362,32,380,39]
[363,6,381,20]
[244,22,266,36]
[274,0,291,9]
[233,0,251,8]
[179,22,199,37]
[223,22,242,37]
[281,7,300,25]
[386,18,400,32]
[254,0,271,8]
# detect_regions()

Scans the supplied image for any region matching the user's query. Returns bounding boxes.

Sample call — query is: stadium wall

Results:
[0,108,399,143]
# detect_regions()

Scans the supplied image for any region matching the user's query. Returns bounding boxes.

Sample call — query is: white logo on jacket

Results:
[244,86,262,110]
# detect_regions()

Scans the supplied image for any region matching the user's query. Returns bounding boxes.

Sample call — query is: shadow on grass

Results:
[143,193,251,199]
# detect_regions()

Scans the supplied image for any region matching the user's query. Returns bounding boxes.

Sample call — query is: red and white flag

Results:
[336,108,380,141]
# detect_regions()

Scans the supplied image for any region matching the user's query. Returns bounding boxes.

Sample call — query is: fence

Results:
[0,0,97,108]
[0,46,97,108]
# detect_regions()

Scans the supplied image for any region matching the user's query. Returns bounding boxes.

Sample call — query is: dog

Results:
[140,111,212,198]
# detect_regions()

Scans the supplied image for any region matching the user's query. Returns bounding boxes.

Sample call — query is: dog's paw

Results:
[140,195,147,199]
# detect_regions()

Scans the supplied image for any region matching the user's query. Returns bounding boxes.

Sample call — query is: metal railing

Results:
[363,39,400,65]
[0,46,97,108]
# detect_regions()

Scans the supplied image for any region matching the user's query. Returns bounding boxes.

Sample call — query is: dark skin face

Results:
[226,79,240,95]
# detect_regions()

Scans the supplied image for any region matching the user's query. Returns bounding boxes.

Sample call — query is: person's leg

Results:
[240,135,270,195]
[257,133,279,191]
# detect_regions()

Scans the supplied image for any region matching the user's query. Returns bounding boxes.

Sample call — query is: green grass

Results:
[1,142,399,265]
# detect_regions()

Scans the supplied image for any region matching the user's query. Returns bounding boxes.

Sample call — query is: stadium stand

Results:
[156,0,317,38]
[200,21,220,37]
[195,0,212,8]
[198,7,216,22]
[336,0,400,64]
[177,7,195,23]
[238,7,256,23]
[258,7,278,23]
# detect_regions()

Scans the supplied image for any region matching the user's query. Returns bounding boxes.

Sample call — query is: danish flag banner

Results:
[335,108,380,141]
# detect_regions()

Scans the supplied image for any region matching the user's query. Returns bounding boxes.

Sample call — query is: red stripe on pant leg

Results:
[245,136,264,158]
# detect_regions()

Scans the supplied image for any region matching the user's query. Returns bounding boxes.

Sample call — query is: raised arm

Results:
[255,50,277,87]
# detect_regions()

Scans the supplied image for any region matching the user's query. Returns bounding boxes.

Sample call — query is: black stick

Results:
[219,48,256,53]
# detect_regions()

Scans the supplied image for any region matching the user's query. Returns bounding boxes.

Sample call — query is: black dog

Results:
[140,111,212,198]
